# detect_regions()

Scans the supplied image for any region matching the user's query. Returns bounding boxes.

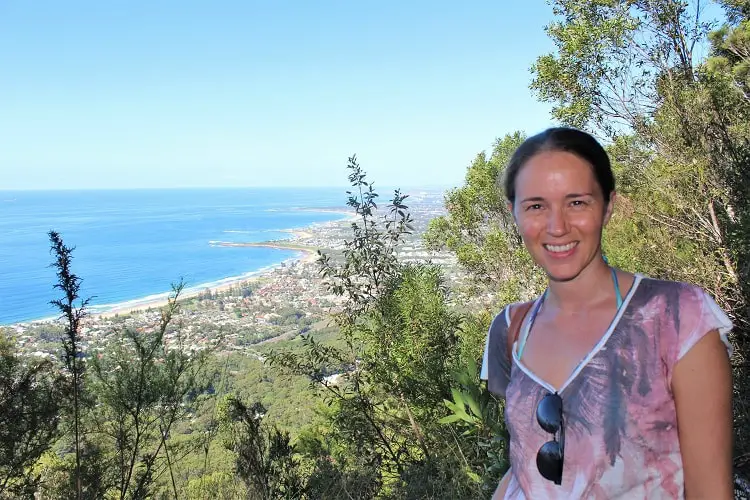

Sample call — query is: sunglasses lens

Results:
[536,393,563,434]
[536,441,563,484]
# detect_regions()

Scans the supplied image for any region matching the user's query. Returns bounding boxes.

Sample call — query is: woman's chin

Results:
[546,270,580,283]
[542,255,606,283]
[542,261,584,283]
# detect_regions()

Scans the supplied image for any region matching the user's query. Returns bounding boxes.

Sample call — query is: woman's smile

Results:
[543,241,579,258]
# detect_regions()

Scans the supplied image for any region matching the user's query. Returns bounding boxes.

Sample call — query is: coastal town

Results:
[2,190,461,359]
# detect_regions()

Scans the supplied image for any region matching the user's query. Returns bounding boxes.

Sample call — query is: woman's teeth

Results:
[545,242,577,253]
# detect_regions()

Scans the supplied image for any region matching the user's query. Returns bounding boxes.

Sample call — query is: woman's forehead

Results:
[515,151,600,197]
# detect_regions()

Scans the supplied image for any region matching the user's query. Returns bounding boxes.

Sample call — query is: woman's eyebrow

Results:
[520,193,594,203]
[519,196,545,204]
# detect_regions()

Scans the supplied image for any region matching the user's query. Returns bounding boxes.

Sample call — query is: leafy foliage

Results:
[317,155,414,318]
[439,358,509,496]
[0,336,63,497]
[268,158,489,498]
[219,396,304,499]
[49,230,91,498]
[530,0,710,136]
[89,283,211,499]
[424,133,546,305]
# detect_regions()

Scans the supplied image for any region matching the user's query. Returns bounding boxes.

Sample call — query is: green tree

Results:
[270,157,486,498]
[48,230,91,499]
[424,133,546,306]
[708,0,750,100]
[529,0,708,136]
[89,283,211,499]
[218,396,304,499]
[0,336,63,497]
[270,157,420,486]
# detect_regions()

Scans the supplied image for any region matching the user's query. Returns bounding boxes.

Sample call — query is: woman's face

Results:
[510,150,614,282]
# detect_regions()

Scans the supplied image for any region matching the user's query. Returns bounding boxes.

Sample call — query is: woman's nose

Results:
[546,208,568,235]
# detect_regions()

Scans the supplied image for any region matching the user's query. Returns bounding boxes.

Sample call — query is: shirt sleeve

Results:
[665,284,733,384]
[480,306,513,398]
[677,285,733,360]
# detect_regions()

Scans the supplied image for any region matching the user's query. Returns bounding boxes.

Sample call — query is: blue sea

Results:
[0,188,351,325]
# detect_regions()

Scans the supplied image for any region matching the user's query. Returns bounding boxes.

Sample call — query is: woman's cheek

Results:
[516,223,534,244]
[518,223,546,259]
[571,212,604,234]
[518,216,544,241]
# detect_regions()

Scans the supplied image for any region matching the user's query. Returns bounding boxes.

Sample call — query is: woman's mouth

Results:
[543,241,578,257]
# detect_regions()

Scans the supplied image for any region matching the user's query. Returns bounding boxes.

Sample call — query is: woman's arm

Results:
[672,329,733,499]
[491,469,511,500]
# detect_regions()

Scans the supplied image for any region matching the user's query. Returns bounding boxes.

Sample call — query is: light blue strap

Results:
[517,267,624,359]
[611,267,623,308]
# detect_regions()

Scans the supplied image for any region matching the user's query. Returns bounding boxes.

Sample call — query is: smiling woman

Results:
[481,128,734,499]
[512,149,613,283]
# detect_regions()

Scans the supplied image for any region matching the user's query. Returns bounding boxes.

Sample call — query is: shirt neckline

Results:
[511,273,644,394]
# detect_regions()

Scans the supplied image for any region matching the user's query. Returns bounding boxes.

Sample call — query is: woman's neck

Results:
[544,257,615,313]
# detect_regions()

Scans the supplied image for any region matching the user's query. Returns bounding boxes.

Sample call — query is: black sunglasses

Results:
[536,392,565,485]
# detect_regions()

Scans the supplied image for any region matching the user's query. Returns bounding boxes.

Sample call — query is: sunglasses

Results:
[536,392,565,485]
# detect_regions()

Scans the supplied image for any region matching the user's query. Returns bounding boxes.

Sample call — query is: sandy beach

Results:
[7,208,353,327]
[89,230,324,320]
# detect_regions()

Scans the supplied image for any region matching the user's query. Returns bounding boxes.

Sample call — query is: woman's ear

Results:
[507,201,517,223]
[603,191,616,225]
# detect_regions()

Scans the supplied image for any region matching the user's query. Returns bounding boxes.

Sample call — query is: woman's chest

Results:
[518,311,615,391]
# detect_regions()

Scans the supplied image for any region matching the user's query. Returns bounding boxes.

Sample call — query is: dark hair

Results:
[503,127,615,205]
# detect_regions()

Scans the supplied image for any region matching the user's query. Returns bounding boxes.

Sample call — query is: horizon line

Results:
[0,184,456,193]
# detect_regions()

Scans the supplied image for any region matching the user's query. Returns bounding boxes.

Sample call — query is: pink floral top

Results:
[481,275,733,499]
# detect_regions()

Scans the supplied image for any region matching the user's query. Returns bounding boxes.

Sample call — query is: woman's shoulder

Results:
[499,299,537,327]
[489,304,513,335]
[629,275,733,357]
[629,275,720,326]
[484,300,536,343]
[631,274,708,304]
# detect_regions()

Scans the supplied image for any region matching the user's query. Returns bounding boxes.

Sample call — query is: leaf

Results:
[464,392,482,419]
[438,414,463,424]
[450,387,464,407]
[466,470,481,483]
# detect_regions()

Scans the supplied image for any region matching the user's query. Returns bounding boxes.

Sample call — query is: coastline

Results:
[90,232,324,320]
[8,207,354,327]
[91,246,320,320]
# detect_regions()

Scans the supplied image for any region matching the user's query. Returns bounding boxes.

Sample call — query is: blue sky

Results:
[0,1,558,190]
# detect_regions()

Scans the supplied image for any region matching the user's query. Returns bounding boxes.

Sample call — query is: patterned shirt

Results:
[481,275,733,499]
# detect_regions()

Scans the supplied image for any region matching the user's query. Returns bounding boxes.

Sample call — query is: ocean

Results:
[0,188,351,325]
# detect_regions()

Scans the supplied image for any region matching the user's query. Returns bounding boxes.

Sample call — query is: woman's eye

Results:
[570,200,586,207]
[526,204,543,211]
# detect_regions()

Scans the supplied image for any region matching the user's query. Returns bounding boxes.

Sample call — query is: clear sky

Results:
[0,1,558,190]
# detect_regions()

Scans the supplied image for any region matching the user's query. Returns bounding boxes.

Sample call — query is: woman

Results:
[481,127,734,499]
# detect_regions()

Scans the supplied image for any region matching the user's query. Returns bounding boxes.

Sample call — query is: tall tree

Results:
[269,157,481,498]
[529,0,709,136]
[270,157,420,483]
[49,230,91,499]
